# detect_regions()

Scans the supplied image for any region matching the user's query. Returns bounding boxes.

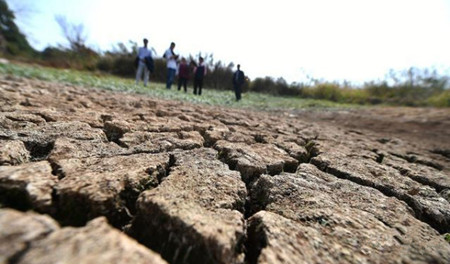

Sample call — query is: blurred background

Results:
[2,0,450,106]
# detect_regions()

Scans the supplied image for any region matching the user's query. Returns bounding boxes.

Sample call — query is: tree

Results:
[54,15,87,52]
[0,0,35,55]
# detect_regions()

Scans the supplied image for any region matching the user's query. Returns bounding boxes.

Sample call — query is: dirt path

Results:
[1,76,449,264]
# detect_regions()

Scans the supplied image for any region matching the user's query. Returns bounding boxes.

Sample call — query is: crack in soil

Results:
[49,160,65,180]
[214,151,262,263]
[103,123,128,147]
[129,200,222,264]
[386,162,447,193]
[389,152,444,171]
[47,153,175,230]
[310,158,448,234]
[372,149,385,164]
[8,241,31,264]
[126,150,246,264]
[431,148,450,159]
[153,153,176,184]
[245,215,268,264]
[24,140,54,161]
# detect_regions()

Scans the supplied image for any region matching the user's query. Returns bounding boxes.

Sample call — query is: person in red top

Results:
[177,58,190,92]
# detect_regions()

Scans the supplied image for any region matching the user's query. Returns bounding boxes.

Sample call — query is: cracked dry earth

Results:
[0,76,450,264]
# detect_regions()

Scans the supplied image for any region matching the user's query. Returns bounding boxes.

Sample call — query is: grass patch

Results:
[445,233,450,243]
[0,61,352,111]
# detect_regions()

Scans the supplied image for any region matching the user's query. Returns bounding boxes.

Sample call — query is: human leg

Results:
[178,77,182,91]
[143,67,150,86]
[198,79,203,95]
[166,68,170,88]
[234,84,241,101]
[135,61,145,84]
[183,78,188,92]
[166,68,176,89]
[193,79,198,95]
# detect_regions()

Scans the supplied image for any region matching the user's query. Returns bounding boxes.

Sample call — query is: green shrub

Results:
[311,83,343,102]
[96,56,114,72]
[340,88,370,104]
[427,90,450,107]
[112,56,135,77]
[40,46,99,70]
[365,82,390,99]
[445,233,450,243]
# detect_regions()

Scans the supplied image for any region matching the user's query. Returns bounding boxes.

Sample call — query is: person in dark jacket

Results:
[233,64,245,101]
[177,58,190,92]
[193,57,207,95]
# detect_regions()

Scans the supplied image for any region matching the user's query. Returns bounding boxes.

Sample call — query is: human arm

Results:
[240,72,245,84]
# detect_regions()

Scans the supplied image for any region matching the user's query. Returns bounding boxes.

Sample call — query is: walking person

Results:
[177,58,190,92]
[233,64,245,101]
[193,57,207,95]
[135,38,152,86]
[163,42,178,89]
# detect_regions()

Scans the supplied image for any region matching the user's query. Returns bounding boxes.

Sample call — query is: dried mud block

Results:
[218,116,252,127]
[311,150,450,233]
[33,108,106,128]
[203,123,231,146]
[0,209,167,264]
[0,208,58,263]
[120,131,204,153]
[273,140,309,162]
[0,120,107,161]
[133,118,195,133]
[214,140,299,182]
[0,161,57,212]
[225,131,256,144]
[103,120,132,143]
[15,121,106,142]
[383,153,450,192]
[0,140,30,165]
[388,150,445,171]
[48,137,128,161]
[0,113,40,135]
[53,153,171,227]
[18,217,168,264]
[247,164,450,263]
[3,112,46,125]
[131,148,247,264]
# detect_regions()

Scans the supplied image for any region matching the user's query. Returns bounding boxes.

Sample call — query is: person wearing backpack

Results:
[193,57,207,95]
[163,42,178,89]
[135,38,152,87]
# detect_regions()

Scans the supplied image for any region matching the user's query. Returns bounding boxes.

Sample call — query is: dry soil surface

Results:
[1,76,450,264]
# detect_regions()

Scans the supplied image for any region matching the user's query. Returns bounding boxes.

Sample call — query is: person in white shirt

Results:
[163,42,178,89]
[135,38,152,86]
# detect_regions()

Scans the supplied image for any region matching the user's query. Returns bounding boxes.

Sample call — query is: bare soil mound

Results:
[1,76,449,263]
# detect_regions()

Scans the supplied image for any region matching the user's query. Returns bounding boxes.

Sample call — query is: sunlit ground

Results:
[0,61,352,112]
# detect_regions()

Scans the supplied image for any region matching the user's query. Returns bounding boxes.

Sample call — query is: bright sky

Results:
[7,0,450,84]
